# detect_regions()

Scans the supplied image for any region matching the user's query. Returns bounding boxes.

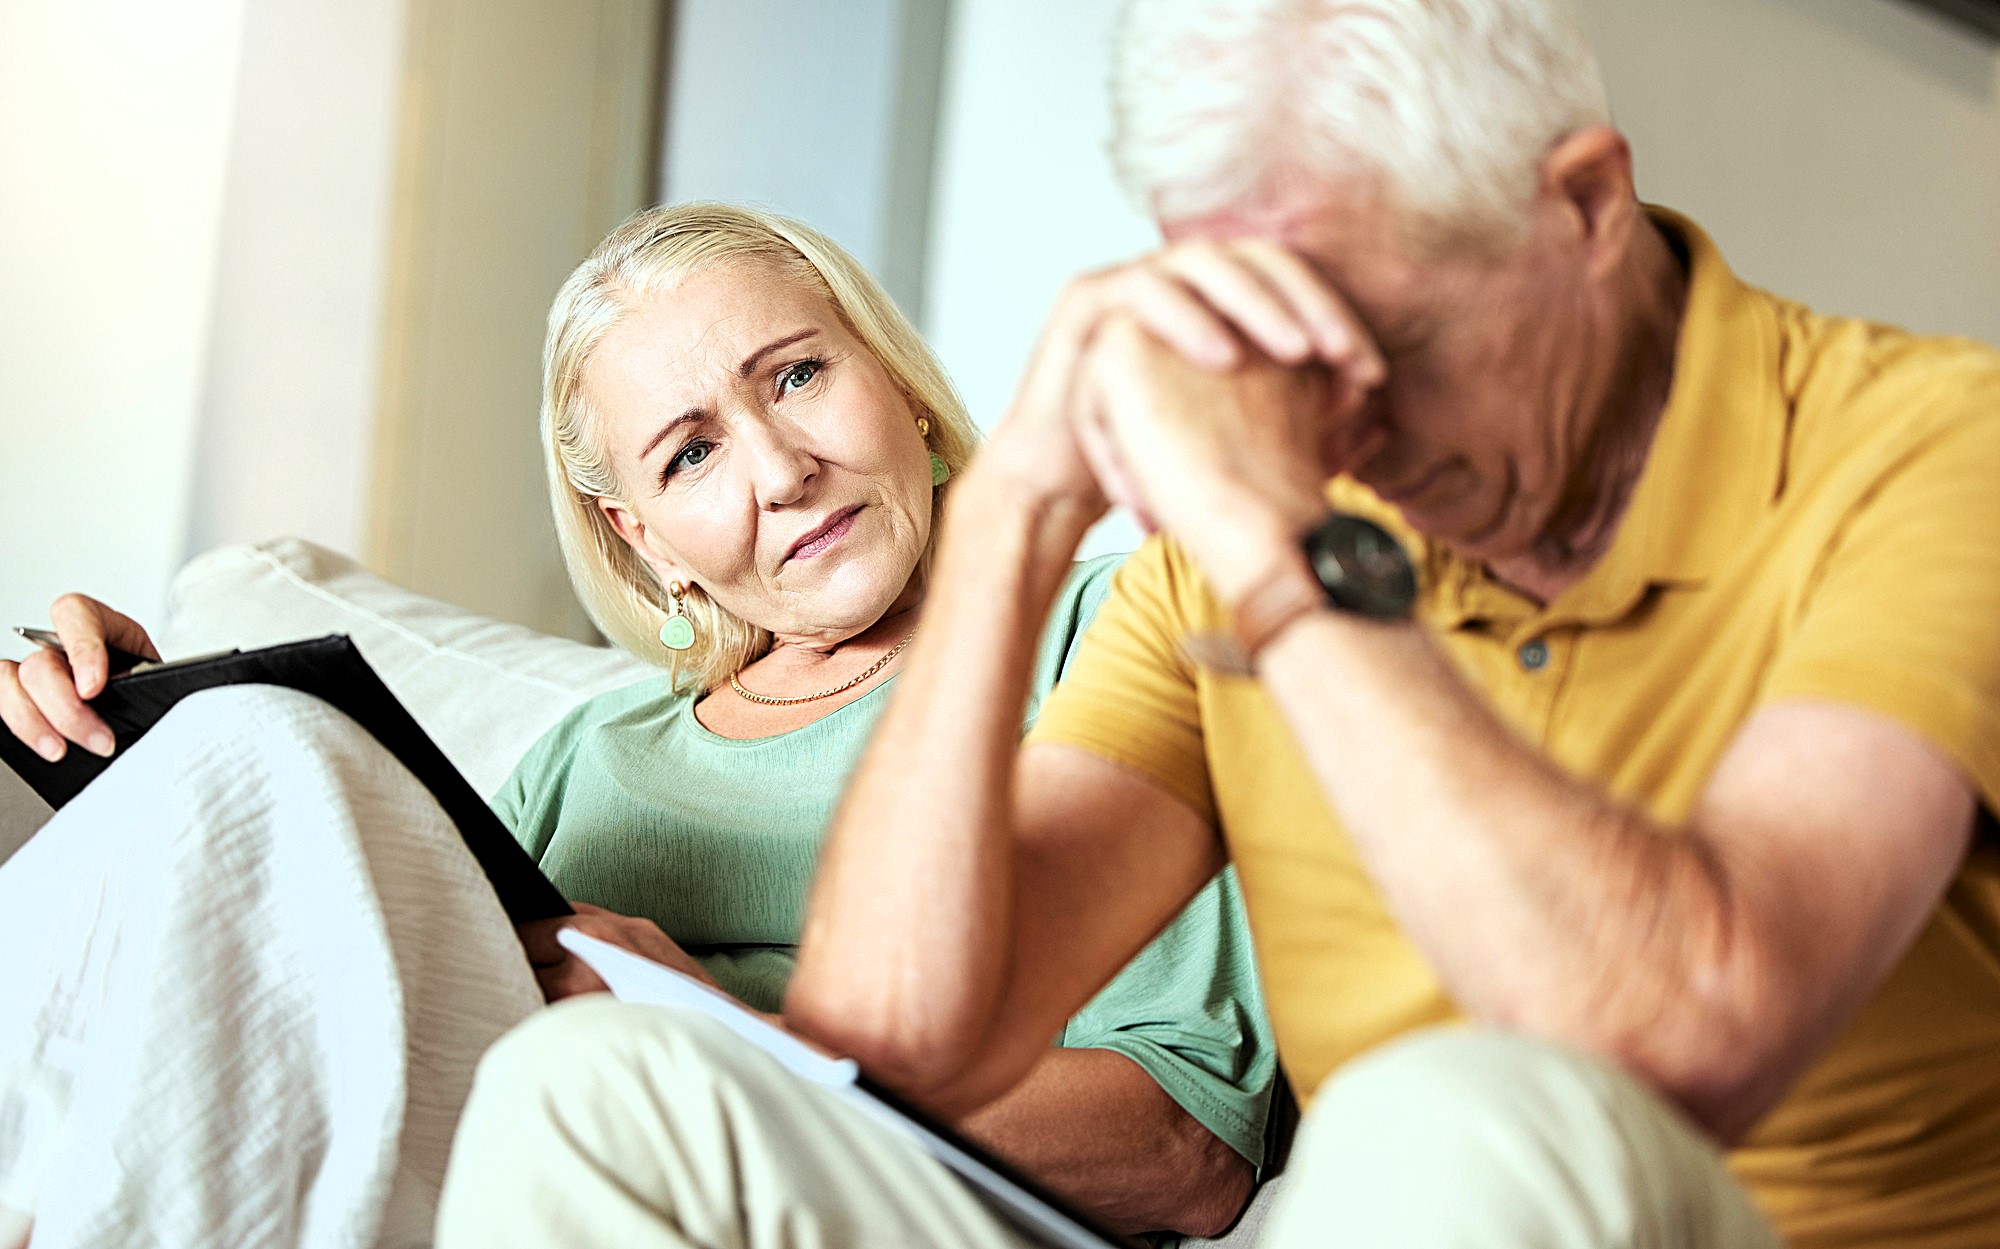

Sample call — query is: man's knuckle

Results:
[1069,270,1119,305]
[1102,266,1148,298]
[1238,237,1292,265]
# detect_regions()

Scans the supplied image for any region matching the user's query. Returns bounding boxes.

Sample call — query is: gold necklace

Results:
[728,634,914,707]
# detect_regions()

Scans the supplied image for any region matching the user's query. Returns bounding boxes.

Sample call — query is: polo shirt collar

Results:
[1425,208,1788,633]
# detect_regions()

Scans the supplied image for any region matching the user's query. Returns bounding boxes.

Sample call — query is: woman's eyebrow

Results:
[736,328,819,378]
[640,409,702,461]
[636,329,822,460]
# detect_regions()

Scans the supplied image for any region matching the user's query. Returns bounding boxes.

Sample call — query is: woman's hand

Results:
[516,902,718,1003]
[0,594,161,761]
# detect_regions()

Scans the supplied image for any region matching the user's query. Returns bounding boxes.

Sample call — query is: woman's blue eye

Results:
[665,440,712,481]
[778,360,822,395]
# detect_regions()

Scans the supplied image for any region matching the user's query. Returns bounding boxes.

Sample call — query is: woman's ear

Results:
[597,496,687,588]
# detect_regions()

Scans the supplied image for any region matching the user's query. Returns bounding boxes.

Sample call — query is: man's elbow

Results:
[782,986,982,1107]
[1569,944,1812,1145]
[1612,1038,1776,1145]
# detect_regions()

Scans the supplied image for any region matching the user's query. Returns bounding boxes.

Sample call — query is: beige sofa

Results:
[0,538,1283,1245]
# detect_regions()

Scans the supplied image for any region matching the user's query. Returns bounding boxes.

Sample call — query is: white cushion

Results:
[159,538,656,799]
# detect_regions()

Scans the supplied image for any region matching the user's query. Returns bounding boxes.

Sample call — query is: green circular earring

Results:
[659,581,697,651]
[917,414,949,487]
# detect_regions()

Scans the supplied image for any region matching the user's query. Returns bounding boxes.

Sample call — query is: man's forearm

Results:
[788,468,1096,1097]
[1255,608,1761,1125]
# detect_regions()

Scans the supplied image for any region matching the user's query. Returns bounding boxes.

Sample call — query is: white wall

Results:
[365,0,664,640]
[922,0,1155,557]
[185,0,408,563]
[1582,0,2000,348]
[5,0,669,649]
[661,0,947,317]
[0,0,409,648]
[0,0,249,638]
[921,0,2000,558]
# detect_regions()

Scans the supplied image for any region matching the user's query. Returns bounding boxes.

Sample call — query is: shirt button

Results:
[1518,639,1550,672]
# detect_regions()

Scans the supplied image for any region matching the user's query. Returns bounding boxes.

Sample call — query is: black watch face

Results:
[1306,514,1418,619]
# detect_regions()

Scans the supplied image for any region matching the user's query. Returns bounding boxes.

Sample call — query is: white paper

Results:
[555,927,860,1088]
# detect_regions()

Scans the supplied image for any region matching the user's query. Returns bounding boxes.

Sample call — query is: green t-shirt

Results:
[494,555,1276,1167]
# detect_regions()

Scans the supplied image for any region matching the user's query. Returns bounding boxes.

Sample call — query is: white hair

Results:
[1110,0,1611,251]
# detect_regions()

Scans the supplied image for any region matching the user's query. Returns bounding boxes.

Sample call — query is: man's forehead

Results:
[1161,201,1317,243]
[1158,177,1399,264]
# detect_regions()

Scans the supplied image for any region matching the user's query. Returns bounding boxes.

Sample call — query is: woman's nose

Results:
[745,427,817,509]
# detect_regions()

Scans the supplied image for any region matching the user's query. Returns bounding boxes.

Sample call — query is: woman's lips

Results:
[786,505,862,562]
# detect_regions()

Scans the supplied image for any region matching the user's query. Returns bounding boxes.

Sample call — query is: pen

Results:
[12,627,151,678]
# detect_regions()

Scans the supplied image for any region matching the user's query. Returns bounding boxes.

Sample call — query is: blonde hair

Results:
[1111,0,1610,253]
[541,201,978,691]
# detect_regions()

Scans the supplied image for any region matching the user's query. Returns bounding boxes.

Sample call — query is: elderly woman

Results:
[0,204,1274,1247]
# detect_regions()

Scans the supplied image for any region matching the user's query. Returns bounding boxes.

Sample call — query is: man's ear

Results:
[1538,124,1638,275]
[597,496,686,587]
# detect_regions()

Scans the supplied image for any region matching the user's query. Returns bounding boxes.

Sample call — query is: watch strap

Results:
[1228,554,1329,668]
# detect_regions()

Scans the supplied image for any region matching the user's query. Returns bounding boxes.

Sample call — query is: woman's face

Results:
[588,258,934,647]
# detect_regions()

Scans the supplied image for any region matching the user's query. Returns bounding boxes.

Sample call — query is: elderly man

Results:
[438,1,2000,1246]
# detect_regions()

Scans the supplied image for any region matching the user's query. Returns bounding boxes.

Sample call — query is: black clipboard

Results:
[0,634,572,924]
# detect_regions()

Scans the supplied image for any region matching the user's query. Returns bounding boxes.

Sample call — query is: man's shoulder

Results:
[1120,535,1235,636]
[1775,301,2000,488]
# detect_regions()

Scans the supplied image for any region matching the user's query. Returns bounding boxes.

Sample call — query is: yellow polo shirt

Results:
[1029,211,2000,1248]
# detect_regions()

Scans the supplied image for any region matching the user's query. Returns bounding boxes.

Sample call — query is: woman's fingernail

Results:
[37,736,64,762]
[88,732,115,758]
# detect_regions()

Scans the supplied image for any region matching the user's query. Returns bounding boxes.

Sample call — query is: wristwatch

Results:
[1223,512,1417,669]
[1302,512,1418,620]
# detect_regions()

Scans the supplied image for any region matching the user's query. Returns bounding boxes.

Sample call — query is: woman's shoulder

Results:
[543,673,694,752]
[1048,551,1130,640]
[494,673,690,807]
[1060,551,1128,617]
